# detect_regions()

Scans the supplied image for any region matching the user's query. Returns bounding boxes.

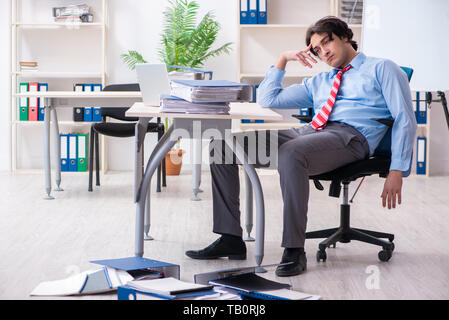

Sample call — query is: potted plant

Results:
[121,0,233,175]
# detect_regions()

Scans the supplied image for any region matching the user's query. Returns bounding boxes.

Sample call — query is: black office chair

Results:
[88,83,166,192]
[294,66,414,263]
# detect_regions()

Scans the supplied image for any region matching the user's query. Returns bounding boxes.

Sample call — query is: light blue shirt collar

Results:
[330,52,366,76]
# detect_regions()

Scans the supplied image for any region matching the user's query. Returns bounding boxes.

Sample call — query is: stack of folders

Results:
[19,82,48,121]
[19,61,38,72]
[160,95,230,115]
[170,80,252,103]
[208,273,321,300]
[60,133,88,172]
[163,79,253,115]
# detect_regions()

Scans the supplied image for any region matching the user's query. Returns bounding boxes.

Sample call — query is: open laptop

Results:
[135,63,171,106]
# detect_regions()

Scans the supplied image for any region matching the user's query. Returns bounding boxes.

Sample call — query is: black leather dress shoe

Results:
[275,249,307,277]
[185,236,246,260]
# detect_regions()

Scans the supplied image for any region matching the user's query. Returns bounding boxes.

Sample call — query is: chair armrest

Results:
[291,114,313,123]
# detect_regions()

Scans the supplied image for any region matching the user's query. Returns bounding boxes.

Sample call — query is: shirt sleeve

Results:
[257,66,313,109]
[378,59,418,173]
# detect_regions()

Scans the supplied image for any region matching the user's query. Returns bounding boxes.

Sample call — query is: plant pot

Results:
[165,150,184,176]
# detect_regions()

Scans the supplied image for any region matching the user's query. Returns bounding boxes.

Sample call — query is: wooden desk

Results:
[126,102,283,271]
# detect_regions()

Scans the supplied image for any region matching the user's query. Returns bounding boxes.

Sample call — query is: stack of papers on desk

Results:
[170,80,252,103]
[160,95,230,115]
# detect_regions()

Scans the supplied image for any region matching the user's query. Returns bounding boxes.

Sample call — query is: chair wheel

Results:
[316,250,327,262]
[378,249,393,262]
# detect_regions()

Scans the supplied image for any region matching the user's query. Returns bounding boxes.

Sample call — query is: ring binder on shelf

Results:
[84,107,92,122]
[68,134,78,172]
[415,92,427,124]
[77,134,88,172]
[240,0,249,24]
[60,134,69,172]
[416,136,426,175]
[28,82,39,121]
[258,0,267,24]
[19,82,29,121]
[249,0,258,24]
[38,83,48,121]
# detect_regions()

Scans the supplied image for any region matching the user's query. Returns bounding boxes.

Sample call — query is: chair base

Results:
[306,204,395,262]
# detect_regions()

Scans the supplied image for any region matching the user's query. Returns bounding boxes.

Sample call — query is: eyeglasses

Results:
[311,35,332,56]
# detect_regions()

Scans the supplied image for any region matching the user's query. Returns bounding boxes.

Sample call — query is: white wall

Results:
[0,1,10,171]
[0,0,238,171]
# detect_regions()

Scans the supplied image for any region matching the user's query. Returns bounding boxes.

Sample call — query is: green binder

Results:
[19,82,29,121]
[77,133,88,172]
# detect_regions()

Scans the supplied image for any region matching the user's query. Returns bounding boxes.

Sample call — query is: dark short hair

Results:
[306,16,358,56]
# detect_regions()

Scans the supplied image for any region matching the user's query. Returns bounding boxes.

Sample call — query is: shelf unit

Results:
[237,0,363,123]
[9,0,108,172]
[237,0,363,83]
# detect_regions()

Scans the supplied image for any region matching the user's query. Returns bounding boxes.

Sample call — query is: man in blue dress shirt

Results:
[186,16,417,277]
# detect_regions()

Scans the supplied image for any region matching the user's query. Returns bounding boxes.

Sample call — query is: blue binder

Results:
[415,92,427,124]
[91,84,102,92]
[298,107,310,123]
[416,136,426,175]
[92,107,102,122]
[60,134,69,172]
[258,0,267,24]
[84,107,93,121]
[68,134,78,172]
[240,0,249,24]
[249,0,258,24]
[38,83,48,121]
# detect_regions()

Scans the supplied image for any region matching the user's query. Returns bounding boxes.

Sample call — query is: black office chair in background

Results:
[88,83,166,192]
[294,66,414,263]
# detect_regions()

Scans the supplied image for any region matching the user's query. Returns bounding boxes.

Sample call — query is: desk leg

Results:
[134,118,154,241]
[51,106,63,192]
[225,137,265,272]
[135,125,176,257]
[243,171,255,242]
[43,104,54,200]
[191,138,202,201]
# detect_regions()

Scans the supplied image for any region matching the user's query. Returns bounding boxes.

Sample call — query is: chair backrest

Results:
[372,66,413,176]
[101,84,140,121]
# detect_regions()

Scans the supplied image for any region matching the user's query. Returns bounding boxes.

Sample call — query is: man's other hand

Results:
[381,170,403,209]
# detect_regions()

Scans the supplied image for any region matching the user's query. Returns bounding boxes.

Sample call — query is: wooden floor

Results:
[1,169,448,300]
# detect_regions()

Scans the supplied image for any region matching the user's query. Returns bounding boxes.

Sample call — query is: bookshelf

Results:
[237,0,363,122]
[9,0,108,172]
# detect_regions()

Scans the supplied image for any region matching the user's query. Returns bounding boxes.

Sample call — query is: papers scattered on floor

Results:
[30,267,134,296]
[29,266,165,296]
[160,95,230,115]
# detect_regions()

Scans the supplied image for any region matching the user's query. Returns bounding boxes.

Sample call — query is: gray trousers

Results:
[209,121,370,248]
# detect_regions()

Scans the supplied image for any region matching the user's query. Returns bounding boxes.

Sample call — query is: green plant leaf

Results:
[157,0,232,69]
[121,50,147,70]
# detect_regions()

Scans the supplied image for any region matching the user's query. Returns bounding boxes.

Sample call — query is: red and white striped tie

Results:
[310,64,352,131]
